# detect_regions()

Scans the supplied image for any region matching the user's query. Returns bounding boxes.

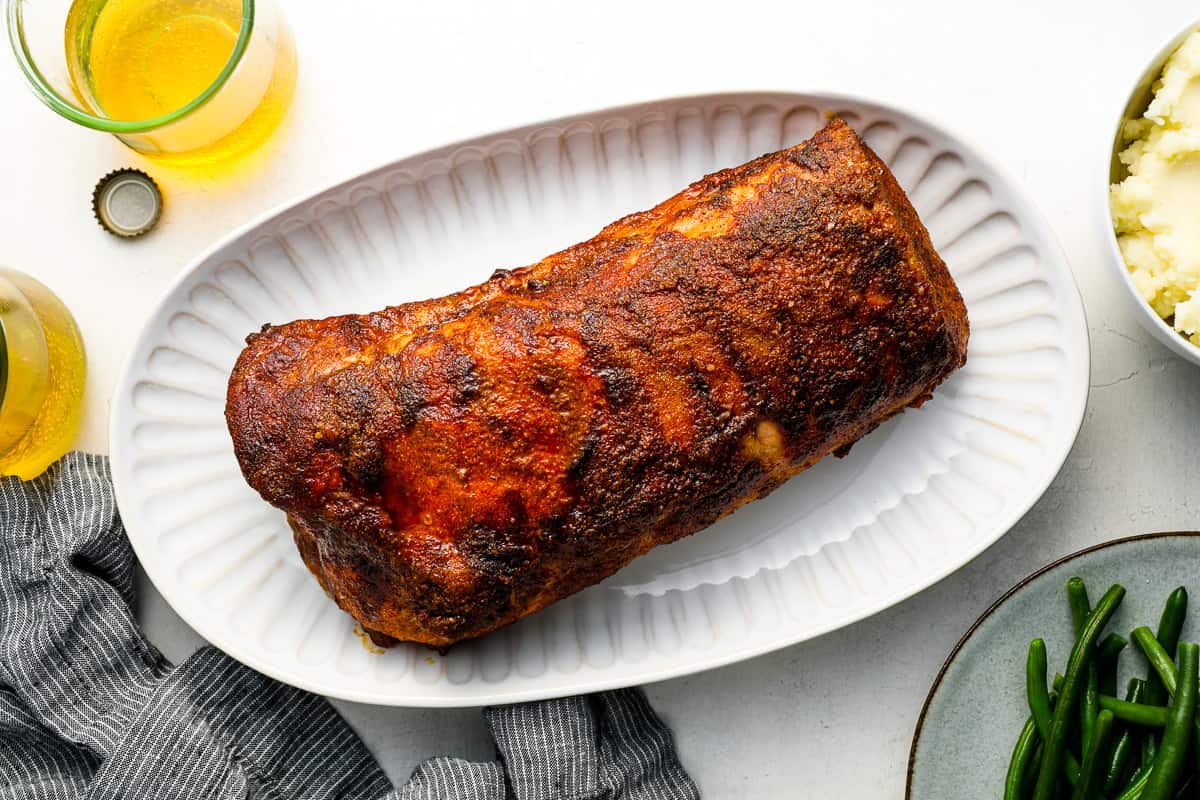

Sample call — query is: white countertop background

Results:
[4,0,1200,795]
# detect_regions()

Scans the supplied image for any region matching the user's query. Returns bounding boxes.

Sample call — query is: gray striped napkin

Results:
[0,453,699,800]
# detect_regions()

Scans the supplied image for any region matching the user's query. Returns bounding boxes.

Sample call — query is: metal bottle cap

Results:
[92,169,162,238]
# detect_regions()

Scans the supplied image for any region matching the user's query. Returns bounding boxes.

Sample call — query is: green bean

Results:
[1100,633,1130,697]
[1115,764,1152,800]
[1134,627,1180,696]
[1146,589,1188,708]
[1145,724,1159,769]
[1072,709,1115,800]
[1006,714,1042,800]
[1068,577,1092,634]
[1028,639,1081,784]
[1068,578,1101,752]
[1141,642,1199,800]
[1033,583,1126,800]
[1105,680,1148,797]
[1100,672,1119,702]
[1099,632,1130,662]
[1099,695,1171,727]
[1084,666,1100,752]
[1020,741,1045,798]
[1130,628,1200,770]
[1029,639,1052,729]
[1138,588,1189,783]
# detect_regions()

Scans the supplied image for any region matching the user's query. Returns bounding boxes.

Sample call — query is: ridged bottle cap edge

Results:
[92,168,163,238]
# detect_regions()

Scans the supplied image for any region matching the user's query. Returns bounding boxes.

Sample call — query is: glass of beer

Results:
[5,0,297,166]
[0,268,86,480]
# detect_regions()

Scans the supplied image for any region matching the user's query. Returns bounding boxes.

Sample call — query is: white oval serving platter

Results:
[110,92,1090,706]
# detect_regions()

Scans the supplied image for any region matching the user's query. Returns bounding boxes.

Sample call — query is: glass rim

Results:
[4,0,255,134]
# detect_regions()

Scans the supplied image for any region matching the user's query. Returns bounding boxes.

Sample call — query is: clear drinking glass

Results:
[0,268,86,480]
[5,0,297,165]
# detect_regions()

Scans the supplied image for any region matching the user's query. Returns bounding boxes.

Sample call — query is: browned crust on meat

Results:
[226,117,969,648]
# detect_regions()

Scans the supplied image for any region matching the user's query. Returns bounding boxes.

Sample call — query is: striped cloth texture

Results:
[0,453,699,800]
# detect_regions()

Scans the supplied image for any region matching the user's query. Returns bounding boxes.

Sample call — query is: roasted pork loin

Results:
[226,117,969,648]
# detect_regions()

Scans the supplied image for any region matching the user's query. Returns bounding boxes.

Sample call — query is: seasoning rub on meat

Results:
[226,117,969,649]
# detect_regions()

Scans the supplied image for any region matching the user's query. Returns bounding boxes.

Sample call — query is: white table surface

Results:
[5,0,1200,795]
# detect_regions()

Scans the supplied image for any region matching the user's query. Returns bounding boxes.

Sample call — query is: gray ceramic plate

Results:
[907,532,1200,799]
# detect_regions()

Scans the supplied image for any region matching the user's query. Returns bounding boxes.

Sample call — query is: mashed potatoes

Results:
[1111,30,1200,344]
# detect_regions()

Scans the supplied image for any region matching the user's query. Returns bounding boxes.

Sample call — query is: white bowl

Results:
[1101,19,1200,367]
